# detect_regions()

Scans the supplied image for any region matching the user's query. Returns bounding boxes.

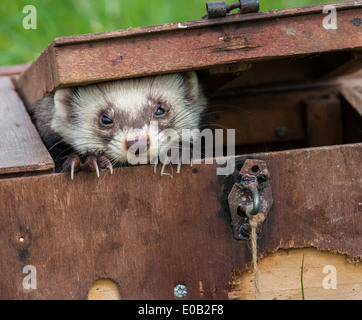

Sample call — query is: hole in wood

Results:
[87,278,121,300]
[16,231,30,249]
[251,165,259,173]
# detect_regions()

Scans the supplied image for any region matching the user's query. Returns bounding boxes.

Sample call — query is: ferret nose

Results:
[125,137,150,154]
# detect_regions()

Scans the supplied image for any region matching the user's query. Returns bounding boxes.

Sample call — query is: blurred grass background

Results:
[0,0,346,66]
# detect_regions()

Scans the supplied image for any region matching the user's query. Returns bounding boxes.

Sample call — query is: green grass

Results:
[301,255,305,300]
[0,0,347,66]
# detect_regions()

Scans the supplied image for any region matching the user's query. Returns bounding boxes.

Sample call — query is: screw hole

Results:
[251,165,259,173]
[236,206,248,218]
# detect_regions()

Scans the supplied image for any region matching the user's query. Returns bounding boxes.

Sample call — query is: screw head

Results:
[174,284,187,298]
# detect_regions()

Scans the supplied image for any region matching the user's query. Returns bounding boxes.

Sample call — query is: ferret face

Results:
[51,72,206,165]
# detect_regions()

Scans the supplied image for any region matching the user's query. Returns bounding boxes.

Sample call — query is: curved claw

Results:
[70,160,76,181]
[64,154,114,179]
[99,156,113,175]
[106,160,113,175]
[153,163,184,176]
[160,164,174,178]
[108,162,113,174]
[93,159,100,178]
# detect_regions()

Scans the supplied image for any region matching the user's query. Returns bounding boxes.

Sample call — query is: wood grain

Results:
[0,143,360,299]
[16,1,362,108]
[0,77,54,176]
[229,248,362,300]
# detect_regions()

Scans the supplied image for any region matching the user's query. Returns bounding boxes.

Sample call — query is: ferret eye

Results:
[100,114,114,127]
[155,106,166,116]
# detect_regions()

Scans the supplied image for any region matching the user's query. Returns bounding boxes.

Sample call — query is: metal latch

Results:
[227,159,273,240]
[202,0,259,19]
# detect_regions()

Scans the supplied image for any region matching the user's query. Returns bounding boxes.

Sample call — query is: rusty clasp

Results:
[227,159,273,240]
[202,0,259,19]
[238,173,260,215]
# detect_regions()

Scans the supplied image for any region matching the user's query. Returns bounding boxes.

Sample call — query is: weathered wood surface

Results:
[0,77,54,176]
[0,143,360,299]
[16,1,362,108]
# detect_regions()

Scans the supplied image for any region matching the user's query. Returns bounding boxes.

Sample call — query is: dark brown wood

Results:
[0,77,54,176]
[256,143,362,262]
[340,86,362,144]
[0,143,360,299]
[304,94,344,147]
[340,86,362,117]
[208,91,308,146]
[16,1,362,108]
[321,51,362,79]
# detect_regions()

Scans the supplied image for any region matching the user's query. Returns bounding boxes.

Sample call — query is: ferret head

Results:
[51,72,206,165]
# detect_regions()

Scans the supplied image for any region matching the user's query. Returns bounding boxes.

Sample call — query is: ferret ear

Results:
[181,71,200,103]
[52,88,76,127]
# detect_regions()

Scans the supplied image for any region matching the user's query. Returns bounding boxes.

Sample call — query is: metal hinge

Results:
[227,159,273,240]
[202,0,259,19]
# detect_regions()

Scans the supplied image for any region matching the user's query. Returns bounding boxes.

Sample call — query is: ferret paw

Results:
[153,145,195,177]
[61,154,113,180]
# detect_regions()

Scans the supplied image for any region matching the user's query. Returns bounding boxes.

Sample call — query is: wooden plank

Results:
[229,248,362,300]
[16,47,55,113]
[0,143,360,299]
[48,1,362,47]
[304,94,344,147]
[0,77,54,176]
[16,1,362,108]
[256,143,362,261]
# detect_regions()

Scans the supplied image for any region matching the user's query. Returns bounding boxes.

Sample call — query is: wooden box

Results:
[0,1,361,300]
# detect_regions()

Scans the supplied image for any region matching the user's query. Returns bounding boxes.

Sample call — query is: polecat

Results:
[31,72,207,179]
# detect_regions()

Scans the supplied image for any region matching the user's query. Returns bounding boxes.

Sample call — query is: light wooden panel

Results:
[0,77,54,176]
[229,248,362,300]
